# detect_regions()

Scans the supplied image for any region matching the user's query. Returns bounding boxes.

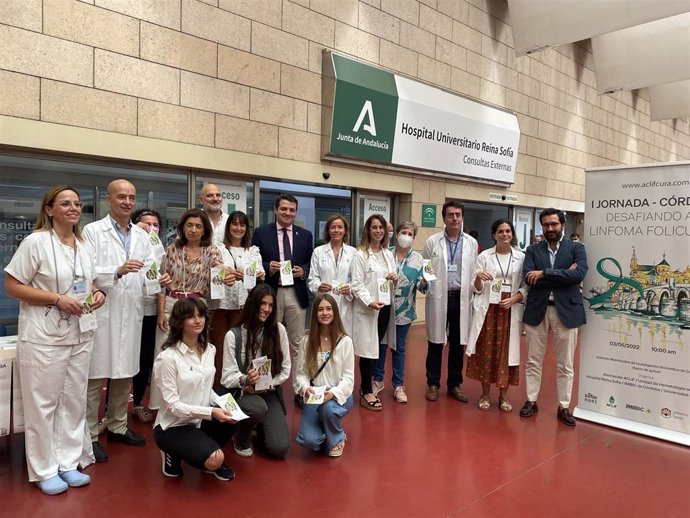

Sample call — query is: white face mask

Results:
[397,234,414,248]
[387,231,394,242]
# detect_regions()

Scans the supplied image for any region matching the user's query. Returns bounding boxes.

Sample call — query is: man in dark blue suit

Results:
[252,194,313,406]
[519,208,587,426]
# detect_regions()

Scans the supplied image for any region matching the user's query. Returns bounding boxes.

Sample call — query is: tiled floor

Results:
[2,325,689,518]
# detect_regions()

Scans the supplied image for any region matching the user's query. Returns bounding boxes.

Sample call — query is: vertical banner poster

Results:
[575,163,690,446]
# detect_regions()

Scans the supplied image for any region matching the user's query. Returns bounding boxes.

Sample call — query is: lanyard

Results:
[395,250,409,277]
[331,245,343,269]
[494,251,513,282]
[50,231,78,295]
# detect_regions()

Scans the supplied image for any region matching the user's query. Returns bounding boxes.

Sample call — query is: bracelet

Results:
[93,289,106,298]
[55,294,62,307]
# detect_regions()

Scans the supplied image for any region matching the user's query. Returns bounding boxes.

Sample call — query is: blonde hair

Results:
[35,185,84,241]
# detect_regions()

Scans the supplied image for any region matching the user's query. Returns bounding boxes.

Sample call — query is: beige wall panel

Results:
[467,50,494,81]
[280,65,321,104]
[0,71,40,120]
[381,0,420,26]
[334,23,380,64]
[450,67,480,99]
[181,0,250,50]
[218,46,280,93]
[42,80,137,134]
[467,4,492,37]
[436,38,467,69]
[308,42,324,74]
[250,90,296,128]
[380,40,418,77]
[0,0,42,31]
[0,26,93,87]
[361,0,381,8]
[359,2,400,43]
[216,115,279,157]
[418,56,451,88]
[197,0,217,5]
[437,0,468,24]
[283,1,335,47]
[252,23,309,69]
[95,50,180,104]
[43,0,139,57]
[494,63,518,90]
[293,100,308,132]
[481,34,508,67]
[141,22,217,77]
[218,0,282,28]
[138,99,214,146]
[181,71,249,118]
[452,21,482,55]
[310,0,358,26]
[307,103,321,134]
[400,22,436,58]
[479,79,506,107]
[279,128,321,163]
[95,0,180,29]
[290,0,309,6]
[419,4,452,42]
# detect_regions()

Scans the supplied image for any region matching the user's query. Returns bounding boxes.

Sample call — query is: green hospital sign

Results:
[421,204,436,227]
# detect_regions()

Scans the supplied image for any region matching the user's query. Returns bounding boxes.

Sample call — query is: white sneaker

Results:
[371,379,385,397]
[393,386,408,403]
[233,437,253,458]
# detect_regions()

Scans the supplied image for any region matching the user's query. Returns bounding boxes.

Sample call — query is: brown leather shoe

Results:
[519,400,539,417]
[447,387,469,403]
[425,385,439,401]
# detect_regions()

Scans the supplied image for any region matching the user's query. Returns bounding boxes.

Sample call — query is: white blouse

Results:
[218,245,265,310]
[221,323,291,389]
[4,231,100,345]
[153,340,217,431]
[294,335,355,405]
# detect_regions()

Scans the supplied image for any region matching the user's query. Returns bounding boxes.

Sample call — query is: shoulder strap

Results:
[309,335,345,385]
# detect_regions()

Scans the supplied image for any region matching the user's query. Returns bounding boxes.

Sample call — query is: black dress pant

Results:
[426,291,463,389]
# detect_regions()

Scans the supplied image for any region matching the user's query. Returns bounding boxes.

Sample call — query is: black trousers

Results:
[154,419,234,470]
[132,315,157,406]
[360,305,391,394]
[426,291,463,389]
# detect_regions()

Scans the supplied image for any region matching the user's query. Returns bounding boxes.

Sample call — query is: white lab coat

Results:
[83,215,155,379]
[307,243,357,335]
[466,247,527,366]
[350,248,396,359]
[423,231,478,345]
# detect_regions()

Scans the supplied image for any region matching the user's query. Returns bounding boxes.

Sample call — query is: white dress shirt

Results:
[221,323,291,389]
[153,340,217,431]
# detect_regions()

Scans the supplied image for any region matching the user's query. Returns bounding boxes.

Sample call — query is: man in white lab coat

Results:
[83,179,170,463]
[423,201,477,403]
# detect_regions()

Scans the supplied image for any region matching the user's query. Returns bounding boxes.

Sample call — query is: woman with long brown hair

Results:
[152,298,236,482]
[5,185,107,494]
[295,294,354,457]
[221,284,291,459]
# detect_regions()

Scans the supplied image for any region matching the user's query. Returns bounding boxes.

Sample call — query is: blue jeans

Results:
[296,396,353,452]
[373,323,411,387]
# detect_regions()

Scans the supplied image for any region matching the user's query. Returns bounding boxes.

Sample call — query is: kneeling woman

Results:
[295,294,354,457]
[221,284,291,459]
[152,298,236,482]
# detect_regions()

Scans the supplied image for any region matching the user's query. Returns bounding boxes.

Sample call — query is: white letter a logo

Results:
[352,100,377,137]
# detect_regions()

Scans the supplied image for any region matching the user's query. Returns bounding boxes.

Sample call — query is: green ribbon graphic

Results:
[585,257,645,306]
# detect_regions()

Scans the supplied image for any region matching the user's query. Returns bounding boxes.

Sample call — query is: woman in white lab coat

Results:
[466,219,526,412]
[351,214,397,411]
[308,214,357,335]
[5,185,107,495]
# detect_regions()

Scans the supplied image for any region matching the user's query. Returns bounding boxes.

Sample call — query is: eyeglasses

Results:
[542,222,561,228]
[53,201,84,209]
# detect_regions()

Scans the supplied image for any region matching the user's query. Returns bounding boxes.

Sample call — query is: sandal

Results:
[360,393,383,411]
[132,406,154,423]
[328,442,346,457]
[499,398,513,413]
[477,396,491,411]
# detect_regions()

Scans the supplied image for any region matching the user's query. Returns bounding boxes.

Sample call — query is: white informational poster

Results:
[218,181,247,214]
[575,162,690,446]
[513,208,532,250]
[363,195,391,224]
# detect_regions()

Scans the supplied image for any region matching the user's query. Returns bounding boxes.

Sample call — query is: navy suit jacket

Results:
[252,222,313,308]
[522,238,588,329]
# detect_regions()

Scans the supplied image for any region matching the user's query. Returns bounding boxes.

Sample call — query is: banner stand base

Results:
[574,407,690,447]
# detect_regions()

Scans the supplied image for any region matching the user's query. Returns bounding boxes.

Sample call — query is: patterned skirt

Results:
[466,292,519,388]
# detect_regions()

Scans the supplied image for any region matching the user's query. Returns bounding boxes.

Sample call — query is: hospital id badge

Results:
[501,282,512,294]
[489,279,503,304]
[447,264,458,273]
[77,292,98,332]
[71,278,87,295]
